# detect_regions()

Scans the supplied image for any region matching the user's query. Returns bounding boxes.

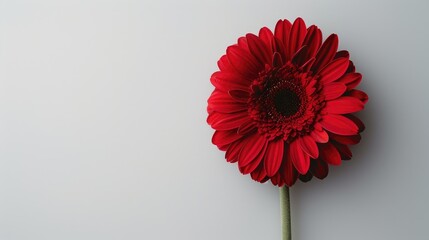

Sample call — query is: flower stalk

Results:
[280,186,291,240]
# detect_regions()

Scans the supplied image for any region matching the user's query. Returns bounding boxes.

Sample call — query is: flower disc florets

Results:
[248,63,324,141]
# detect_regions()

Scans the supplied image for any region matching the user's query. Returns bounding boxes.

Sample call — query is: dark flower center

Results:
[274,89,301,117]
[247,63,324,141]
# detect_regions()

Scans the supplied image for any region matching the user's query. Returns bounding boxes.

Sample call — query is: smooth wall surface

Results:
[0,0,428,239]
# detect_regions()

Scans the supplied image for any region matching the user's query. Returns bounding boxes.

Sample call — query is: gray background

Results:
[0,0,428,239]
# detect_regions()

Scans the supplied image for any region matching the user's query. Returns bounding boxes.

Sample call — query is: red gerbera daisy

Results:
[207,18,368,187]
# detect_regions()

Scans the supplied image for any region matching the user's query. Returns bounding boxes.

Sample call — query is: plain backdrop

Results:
[0,0,428,239]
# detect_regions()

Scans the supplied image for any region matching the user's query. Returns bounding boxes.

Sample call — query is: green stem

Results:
[280,186,291,240]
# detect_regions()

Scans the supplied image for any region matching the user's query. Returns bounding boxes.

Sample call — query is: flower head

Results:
[207,18,368,186]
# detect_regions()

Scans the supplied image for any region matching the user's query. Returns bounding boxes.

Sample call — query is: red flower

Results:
[207,18,368,187]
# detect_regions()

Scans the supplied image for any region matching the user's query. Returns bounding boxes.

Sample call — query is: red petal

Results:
[305,78,317,90]
[320,143,341,165]
[264,139,284,177]
[332,142,353,160]
[270,173,284,187]
[228,90,249,103]
[310,159,329,179]
[210,71,249,92]
[258,27,274,50]
[212,130,243,149]
[274,20,292,43]
[271,37,287,63]
[333,142,352,160]
[348,89,369,104]
[238,134,267,168]
[338,73,362,90]
[226,45,261,77]
[208,111,249,130]
[274,19,292,60]
[246,33,271,65]
[217,55,233,72]
[288,18,307,58]
[330,133,361,145]
[320,114,359,135]
[302,25,322,59]
[334,50,349,59]
[280,148,298,186]
[325,96,364,114]
[300,57,315,72]
[346,114,365,132]
[299,172,313,182]
[251,162,268,182]
[318,57,350,84]
[297,135,319,158]
[346,60,356,73]
[207,90,248,113]
[290,140,310,174]
[310,129,329,143]
[322,82,347,100]
[291,45,309,67]
[237,119,257,136]
[237,36,248,48]
[311,34,339,72]
[272,52,283,68]
[225,139,246,163]
[240,141,268,175]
